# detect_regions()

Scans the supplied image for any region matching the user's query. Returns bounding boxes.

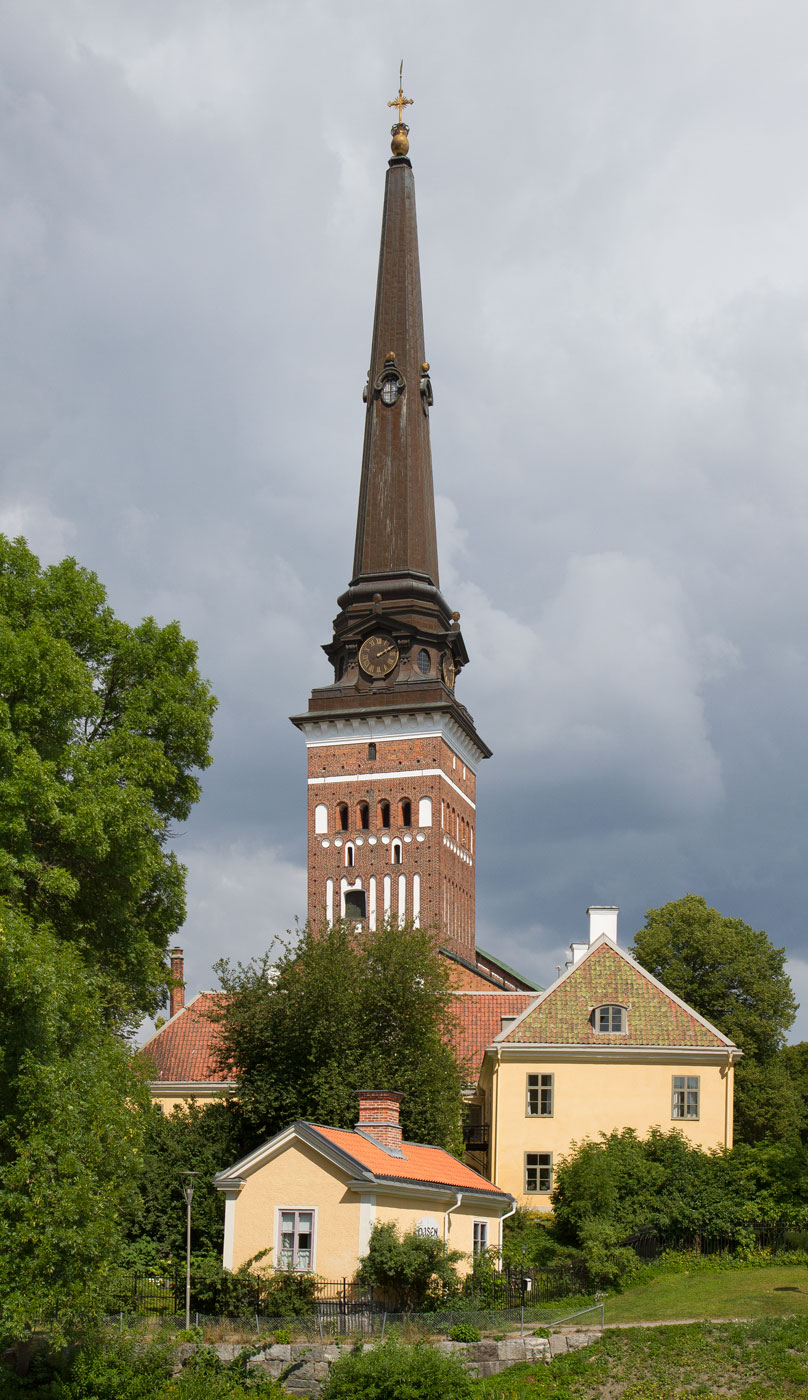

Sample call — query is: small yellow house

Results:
[213,1090,515,1278]
[477,907,741,1208]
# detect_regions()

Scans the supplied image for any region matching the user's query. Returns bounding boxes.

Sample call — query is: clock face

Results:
[359,634,399,678]
[441,652,456,689]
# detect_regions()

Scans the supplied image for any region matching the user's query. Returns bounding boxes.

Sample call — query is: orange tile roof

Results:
[310,1124,507,1195]
[449,991,536,1071]
[138,992,231,1083]
[504,942,734,1048]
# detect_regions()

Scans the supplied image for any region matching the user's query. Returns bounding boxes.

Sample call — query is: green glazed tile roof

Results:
[505,942,731,1048]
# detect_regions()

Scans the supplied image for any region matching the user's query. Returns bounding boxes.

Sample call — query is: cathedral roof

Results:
[496,937,738,1049]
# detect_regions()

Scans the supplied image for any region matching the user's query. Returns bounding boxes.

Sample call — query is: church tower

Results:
[291,86,491,965]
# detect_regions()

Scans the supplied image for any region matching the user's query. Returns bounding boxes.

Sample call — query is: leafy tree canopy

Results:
[0,535,215,1022]
[215,920,466,1154]
[631,894,797,1061]
[0,901,149,1342]
[551,1126,808,1245]
[121,1100,247,1266]
[631,895,803,1144]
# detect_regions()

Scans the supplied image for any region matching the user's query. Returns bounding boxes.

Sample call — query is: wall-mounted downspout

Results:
[724,1049,734,1148]
[492,1046,502,1185]
[498,1200,517,1256]
[444,1192,463,1246]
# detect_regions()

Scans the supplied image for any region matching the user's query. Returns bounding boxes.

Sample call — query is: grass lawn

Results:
[477,1317,808,1398]
[605,1263,808,1323]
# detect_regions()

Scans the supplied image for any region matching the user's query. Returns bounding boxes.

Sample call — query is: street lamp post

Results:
[181,1172,200,1329]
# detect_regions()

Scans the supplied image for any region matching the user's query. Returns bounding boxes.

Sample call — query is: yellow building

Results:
[476,907,741,1208]
[213,1090,515,1277]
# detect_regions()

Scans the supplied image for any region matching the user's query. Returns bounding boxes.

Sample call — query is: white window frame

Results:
[672,1074,700,1120]
[472,1220,488,1256]
[526,1072,553,1117]
[277,1207,317,1272]
[525,1152,553,1194]
[593,1004,627,1034]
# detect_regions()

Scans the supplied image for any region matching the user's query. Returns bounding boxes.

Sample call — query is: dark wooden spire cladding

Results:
[352,155,440,587]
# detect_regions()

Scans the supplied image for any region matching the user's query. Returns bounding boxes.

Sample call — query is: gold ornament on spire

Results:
[388,60,413,156]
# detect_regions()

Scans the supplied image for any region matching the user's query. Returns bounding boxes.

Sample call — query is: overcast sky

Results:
[3,1,808,1039]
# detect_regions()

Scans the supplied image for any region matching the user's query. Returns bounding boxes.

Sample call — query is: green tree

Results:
[0,900,149,1342]
[631,895,801,1143]
[550,1127,759,1243]
[215,920,465,1153]
[121,1100,248,1265]
[0,535,215,1022]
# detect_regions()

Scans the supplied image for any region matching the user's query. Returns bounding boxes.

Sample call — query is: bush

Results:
[356,1222,463,1311]
[448,1323,480,1342]
[578,1220,641,1292]
[320,1339,474,1399]
[261,1269,319,1317]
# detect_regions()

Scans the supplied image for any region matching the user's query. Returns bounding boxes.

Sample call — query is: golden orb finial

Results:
[387,60,413,157]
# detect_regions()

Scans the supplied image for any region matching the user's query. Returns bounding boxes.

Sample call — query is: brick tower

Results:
[290,89,491,966]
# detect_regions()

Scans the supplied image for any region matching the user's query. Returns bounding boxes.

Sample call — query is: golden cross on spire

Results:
[387,60,413,126]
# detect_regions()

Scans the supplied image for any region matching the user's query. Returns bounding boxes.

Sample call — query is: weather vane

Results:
[388,61,413,156]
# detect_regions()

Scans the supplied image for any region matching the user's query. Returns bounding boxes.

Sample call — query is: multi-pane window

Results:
[278,1210,314,1270]
[672,1075,700,1119]
[594,1004,626,1033]
[525,1152,553,1193]
[472,1221,488,1256]
[526,1073,553,1117]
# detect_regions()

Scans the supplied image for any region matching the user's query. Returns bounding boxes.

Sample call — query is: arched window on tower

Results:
[357,801,369,830]
[314,803,328,834]
[418,797,432,827]
[391,840,403,865]
[399,798,412,828]
[337,803,349,832]
[379,800,391,829]
[345,843,355,868]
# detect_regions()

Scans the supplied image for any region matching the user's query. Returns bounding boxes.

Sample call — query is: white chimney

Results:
[587,905,619,945]
[567,941,588,967]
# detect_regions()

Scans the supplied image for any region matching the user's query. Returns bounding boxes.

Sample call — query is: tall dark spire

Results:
[290,88,490,964]
[352,137,439,586]
[293,92,489,764]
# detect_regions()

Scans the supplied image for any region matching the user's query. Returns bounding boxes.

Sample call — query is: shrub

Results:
[578,1220,641,1292]
[448,1323,480,1342]
[355,1221,463,1311]
[320,1339,474,1399]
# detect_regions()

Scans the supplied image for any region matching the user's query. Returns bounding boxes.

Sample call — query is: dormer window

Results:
[593,1004,626,1034]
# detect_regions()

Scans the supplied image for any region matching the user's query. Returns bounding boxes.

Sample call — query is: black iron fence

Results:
[102,1262,586,1322]
[625,1220,808,1261]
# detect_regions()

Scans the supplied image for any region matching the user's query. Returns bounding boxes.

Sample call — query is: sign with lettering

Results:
[416,1216,440,1239]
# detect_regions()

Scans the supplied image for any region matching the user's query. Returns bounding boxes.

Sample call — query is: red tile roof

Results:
[504,941,735,1048]
[310,1124,507,1195]
[449,992,536,1071]
[139,993,231,1083]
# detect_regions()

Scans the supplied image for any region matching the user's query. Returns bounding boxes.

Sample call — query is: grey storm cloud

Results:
[2,0,808,1036]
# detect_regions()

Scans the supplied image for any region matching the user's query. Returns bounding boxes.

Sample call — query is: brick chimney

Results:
[169,947,185,1018]
[355,1090,403,1153]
